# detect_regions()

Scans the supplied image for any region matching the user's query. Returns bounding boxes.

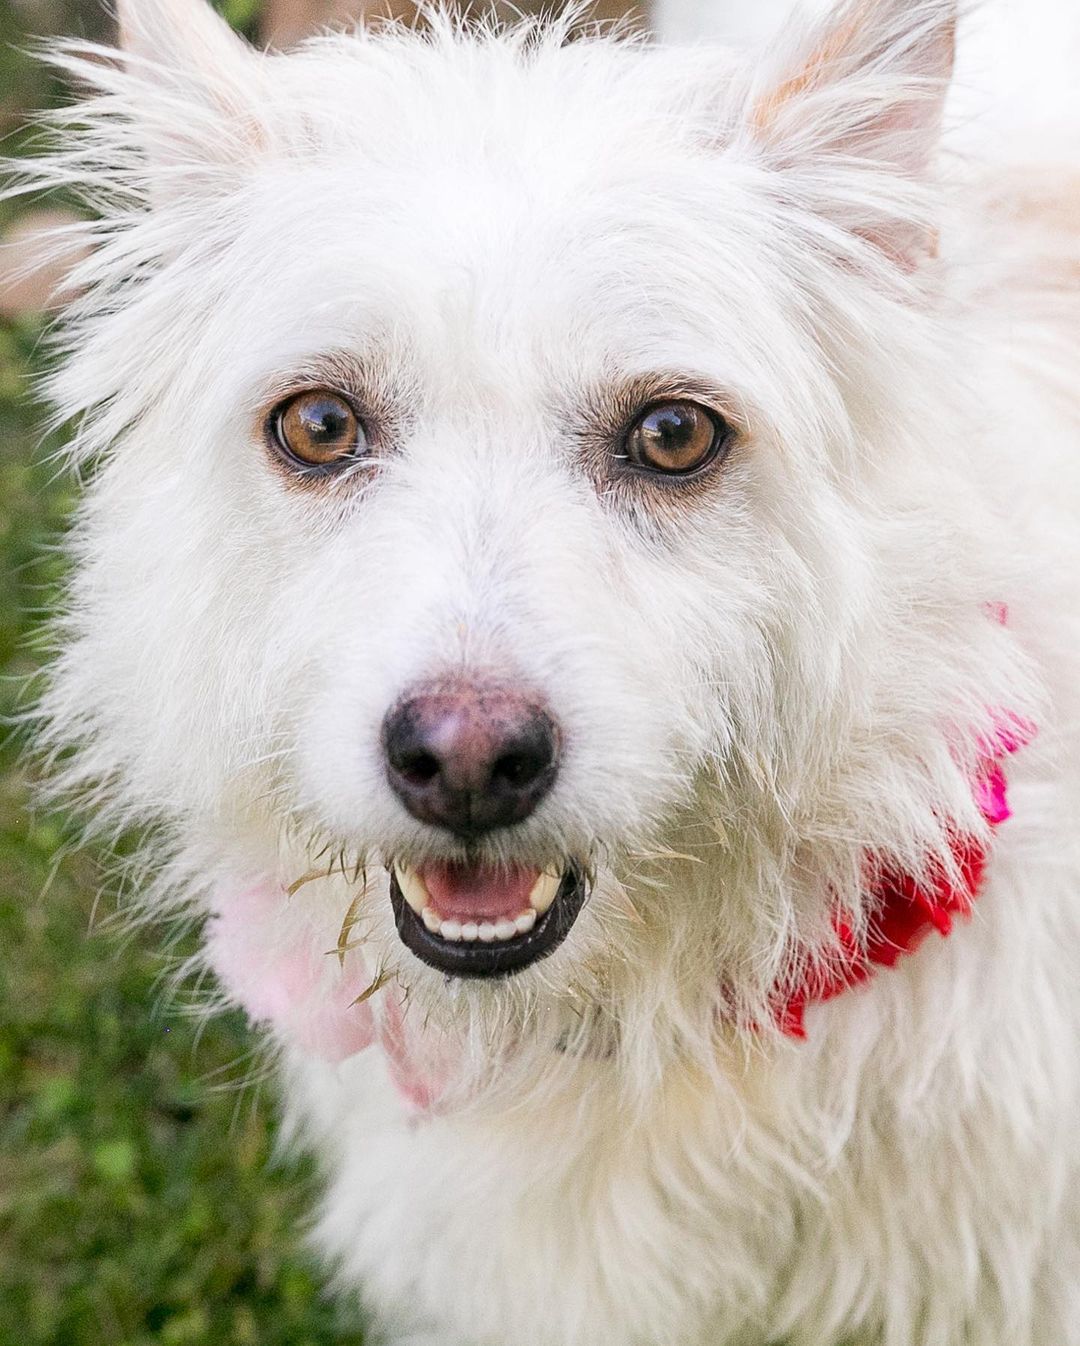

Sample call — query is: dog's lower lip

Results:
[389,864,586,978]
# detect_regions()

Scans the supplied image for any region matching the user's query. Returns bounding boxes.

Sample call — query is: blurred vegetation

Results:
[0,2,364,1343]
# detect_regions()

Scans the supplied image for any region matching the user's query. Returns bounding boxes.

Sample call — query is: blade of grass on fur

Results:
[286,866,336,898]
[335,889,368,967]
[351,969,390,1007]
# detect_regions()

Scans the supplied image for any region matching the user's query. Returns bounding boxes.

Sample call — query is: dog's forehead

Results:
[224,64,769,400]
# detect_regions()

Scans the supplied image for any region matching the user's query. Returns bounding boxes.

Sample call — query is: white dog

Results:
[16,0,1080,1340]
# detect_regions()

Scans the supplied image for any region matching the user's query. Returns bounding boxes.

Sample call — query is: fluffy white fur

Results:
[12,0,1080,1340]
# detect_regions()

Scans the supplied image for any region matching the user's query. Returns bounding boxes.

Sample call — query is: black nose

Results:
[382,679,560,838]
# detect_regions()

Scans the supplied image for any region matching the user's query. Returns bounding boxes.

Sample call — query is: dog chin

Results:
[388,858,588,978]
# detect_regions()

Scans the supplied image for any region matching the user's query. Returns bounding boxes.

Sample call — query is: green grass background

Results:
[0,3,363,1342]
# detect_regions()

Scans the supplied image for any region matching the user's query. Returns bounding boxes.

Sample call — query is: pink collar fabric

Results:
[206,880,446,1107]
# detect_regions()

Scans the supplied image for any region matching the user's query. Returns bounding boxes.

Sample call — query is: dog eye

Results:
[271,390,366,468]
[623,401,728,475]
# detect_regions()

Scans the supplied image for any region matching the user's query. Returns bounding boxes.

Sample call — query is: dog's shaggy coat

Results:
[11,0,1080,1341]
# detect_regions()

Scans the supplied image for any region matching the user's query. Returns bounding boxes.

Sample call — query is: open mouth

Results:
[389,860,586,978]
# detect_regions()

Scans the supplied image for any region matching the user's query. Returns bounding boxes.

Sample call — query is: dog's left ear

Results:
[116,0,252,74]
[747,0,956,267]
[113,0,265,203]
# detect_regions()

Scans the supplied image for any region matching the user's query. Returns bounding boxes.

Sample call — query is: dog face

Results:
[39,0,1009,1043]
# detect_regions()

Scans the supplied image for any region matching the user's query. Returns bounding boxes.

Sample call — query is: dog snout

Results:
[382,679,560,838]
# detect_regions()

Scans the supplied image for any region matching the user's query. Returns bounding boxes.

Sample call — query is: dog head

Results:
[29,0,1034,1072]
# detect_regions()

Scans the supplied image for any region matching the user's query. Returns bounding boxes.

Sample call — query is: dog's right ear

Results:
[744,0,956,269]
[113,0,265,200]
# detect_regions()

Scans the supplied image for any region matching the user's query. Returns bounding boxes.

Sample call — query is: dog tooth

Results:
[440,919,463,942]
[528,871,562,915]
[394,864,430,917]
[421,906,441,933]
[461,922,479,942]
[494,920,517,941]
[478,922,496,943]
[515,909,537,934]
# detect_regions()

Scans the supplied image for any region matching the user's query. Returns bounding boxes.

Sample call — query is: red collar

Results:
[774,708,1034,1039]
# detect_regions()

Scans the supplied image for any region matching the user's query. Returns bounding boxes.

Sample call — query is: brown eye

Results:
[623,400,728,475]
[272,390,366,468]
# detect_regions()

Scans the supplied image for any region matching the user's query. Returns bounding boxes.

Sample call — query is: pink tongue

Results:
[420,862,540,922]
